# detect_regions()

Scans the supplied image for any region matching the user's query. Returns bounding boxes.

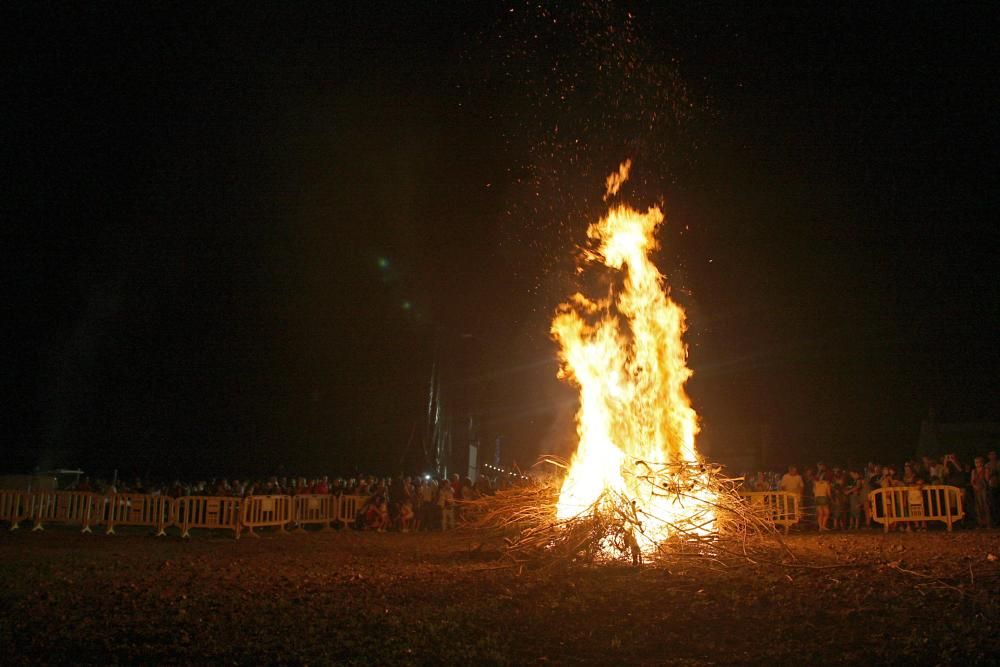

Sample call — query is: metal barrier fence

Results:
[0,490,24,530]
[740,491,801,533]
[175,496,242,539]
[869,485,964,532]
[241,495,292,537]
[27,490,100,533]
[105,494,174,536]
[0,490,373,538]
[293,494,337,531]
[0,487,977,537]
[337,494,366,528]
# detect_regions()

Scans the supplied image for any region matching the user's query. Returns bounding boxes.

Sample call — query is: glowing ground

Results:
[1,529,999,664]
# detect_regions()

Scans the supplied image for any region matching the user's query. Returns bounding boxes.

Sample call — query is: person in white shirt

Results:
[437,480,455,530]
[779,465,805,496]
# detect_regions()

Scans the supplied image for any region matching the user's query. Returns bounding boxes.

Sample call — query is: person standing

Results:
[971,457,992,528]
[802,468,816,524]
[779,465,805,496]
[878,467,903,530]
[942,455,967,525]
[986,451,1000,520]
[831,469,849,530]
[438,478,455,530]
[847,470,864,530]
[813,472,832,531]
[859,471,874,529]
[420,479,437,530]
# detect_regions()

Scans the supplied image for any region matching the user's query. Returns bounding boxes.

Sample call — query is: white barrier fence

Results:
[242,495,292,537]
[335,494,366,528]
[105,493,174,536]
[869,485,965,532]
[27,491,100,533]
[292,494,337,531]
[0,490,370,538]
[740,491,801,533]
[175,496,242,538]
[0,490,24,530]
[0,487,979,537]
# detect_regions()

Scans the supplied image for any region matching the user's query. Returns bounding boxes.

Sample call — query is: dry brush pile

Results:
[463,458,792,570]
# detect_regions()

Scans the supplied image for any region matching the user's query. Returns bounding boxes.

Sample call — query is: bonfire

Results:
[471,162,782,566]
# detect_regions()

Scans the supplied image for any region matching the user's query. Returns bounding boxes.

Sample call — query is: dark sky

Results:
[4,2,997,478]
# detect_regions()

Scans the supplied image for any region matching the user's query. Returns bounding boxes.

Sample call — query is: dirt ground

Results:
[1,526,999,665]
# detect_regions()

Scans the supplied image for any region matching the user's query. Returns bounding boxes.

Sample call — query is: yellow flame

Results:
[603,158,632,200]
[553,161,714,551]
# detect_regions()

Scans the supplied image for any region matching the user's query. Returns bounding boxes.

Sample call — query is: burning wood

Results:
[465,462,786,568]
[468,163,787,566]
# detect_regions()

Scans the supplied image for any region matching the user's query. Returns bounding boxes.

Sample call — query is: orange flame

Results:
[603,158,632,200]
[552,161,714,551]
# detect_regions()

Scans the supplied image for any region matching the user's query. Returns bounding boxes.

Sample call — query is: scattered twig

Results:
[885,561,965,596]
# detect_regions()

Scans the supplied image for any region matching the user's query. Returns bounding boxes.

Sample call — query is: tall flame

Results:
[552,161,713,551]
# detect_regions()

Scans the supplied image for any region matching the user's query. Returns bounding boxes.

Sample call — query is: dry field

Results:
[1,527,999,665]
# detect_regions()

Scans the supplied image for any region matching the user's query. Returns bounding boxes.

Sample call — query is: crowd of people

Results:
[58,450,1000,534]
[67,472,512,532]
[743,451,999,530]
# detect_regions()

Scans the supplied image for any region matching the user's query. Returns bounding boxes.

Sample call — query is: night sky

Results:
[4,2,997,479]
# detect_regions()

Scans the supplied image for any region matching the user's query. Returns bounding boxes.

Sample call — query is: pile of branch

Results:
[463,458,790,569]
